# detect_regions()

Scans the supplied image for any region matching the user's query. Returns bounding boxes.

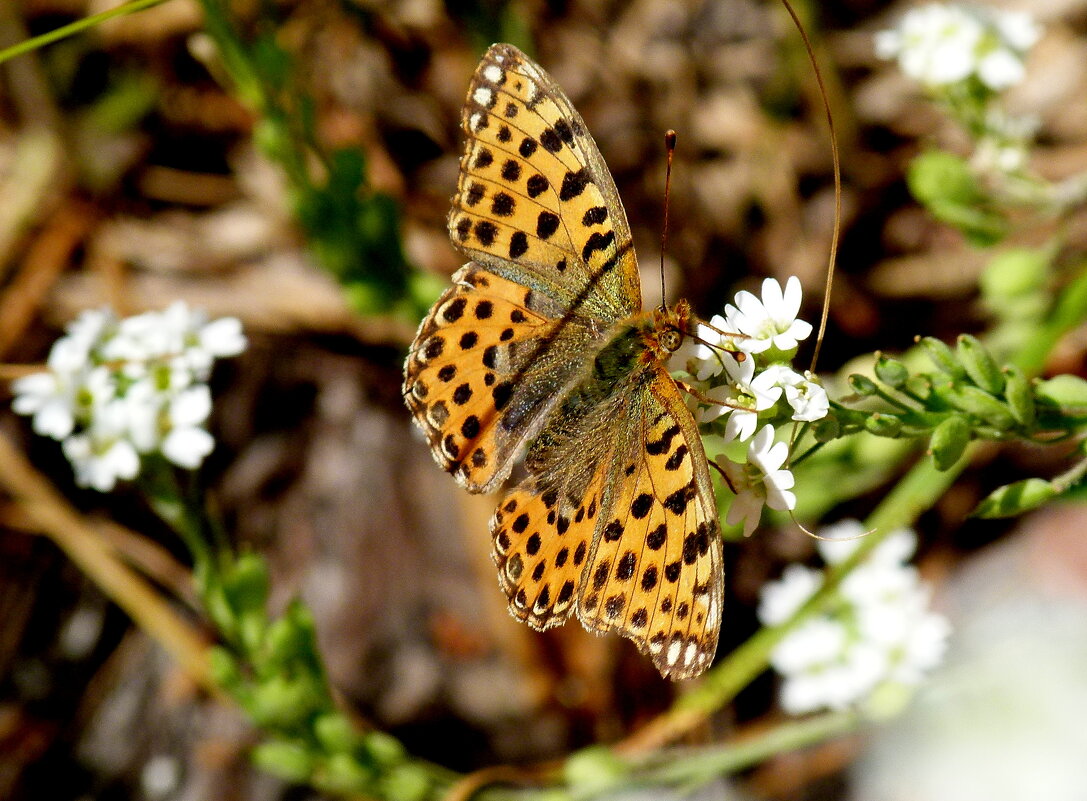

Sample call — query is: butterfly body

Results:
[404,44,722,678]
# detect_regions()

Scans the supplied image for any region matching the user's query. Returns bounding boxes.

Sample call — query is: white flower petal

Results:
[162,427,215,469]
[169,385,212,428]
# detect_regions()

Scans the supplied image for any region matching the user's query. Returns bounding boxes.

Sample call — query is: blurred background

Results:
[1,0,1087,799]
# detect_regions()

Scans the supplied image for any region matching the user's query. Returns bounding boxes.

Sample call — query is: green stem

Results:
[635,710,860,786]
[0,0,167,65]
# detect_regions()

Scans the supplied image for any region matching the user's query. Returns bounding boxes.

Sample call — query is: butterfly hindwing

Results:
[449,43,640,324]
[576,368,722,679]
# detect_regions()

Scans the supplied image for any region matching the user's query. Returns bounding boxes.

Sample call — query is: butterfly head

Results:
[647,299,693,360]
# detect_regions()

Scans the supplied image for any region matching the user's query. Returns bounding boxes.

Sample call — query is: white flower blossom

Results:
[697,353,782,442]
[62,399,140,492]
[758,522,951,715]
[725,277,812,355]
[718,424,796,537]
[759,563,823,625]
[760,364,830,422]
[876,4,1041,91]
[11,304,246,490]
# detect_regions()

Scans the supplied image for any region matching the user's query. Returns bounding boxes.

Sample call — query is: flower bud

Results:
[848,374,879,396]
[378,763,431,801]
[945,386,1015,430]
[1003,365,1036,427]
[974,478,1056,518]
[906,374,932,400]
[919,336,965,379]
[1036,375,1087,416]
[957,335,1004,394]
[929,415,971,470]
[251,740,314,783]
[314,713,361,754]
[864,413,903,437]
[875,354,909,388]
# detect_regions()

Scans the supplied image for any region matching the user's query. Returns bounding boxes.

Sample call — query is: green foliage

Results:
[826,333,1087,516]
[907,151,1008,246]
[196,0,421,320]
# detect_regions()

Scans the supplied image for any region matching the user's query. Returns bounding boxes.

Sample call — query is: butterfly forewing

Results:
[404,263,603,492]
[449,43,640,324]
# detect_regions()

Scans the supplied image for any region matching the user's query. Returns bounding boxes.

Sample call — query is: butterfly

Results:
[402,43,722,679]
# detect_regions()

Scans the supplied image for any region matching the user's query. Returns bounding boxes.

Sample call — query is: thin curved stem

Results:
[0,0,167,66]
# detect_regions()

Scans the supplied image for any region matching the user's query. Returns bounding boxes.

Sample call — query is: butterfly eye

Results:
[660,329,683,353]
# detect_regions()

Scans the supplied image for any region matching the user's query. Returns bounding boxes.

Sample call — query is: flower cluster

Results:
[670,276,828,536]
[13,303,246,491]
[758,521,951,715]
[875,4,1041,91]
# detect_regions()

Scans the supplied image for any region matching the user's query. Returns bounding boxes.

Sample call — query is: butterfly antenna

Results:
[659,130,677,310]
[778,0,841,375]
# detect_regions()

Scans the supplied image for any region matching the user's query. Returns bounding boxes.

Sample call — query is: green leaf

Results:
[906,151,1009,245]
[907,151,982,207]
[973,478,1056,518]
[322,753,378,795]
[377,763,431,801]
[980,247,1050,301]
[314,713,361,755]
[223,552,269,616]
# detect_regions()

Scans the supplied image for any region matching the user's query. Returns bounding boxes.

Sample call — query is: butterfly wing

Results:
[577,367,722,679]
[404,263,604,492]
[449,43,640,324]
[406,43,645,491]
[491,361,723,679]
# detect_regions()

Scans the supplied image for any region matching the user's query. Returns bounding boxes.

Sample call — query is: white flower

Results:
[10,320,114,440]
[11,304,245,491]
[876,4,1041,91]
[697,353,782,442]
[977,47,1024,90]
[161,385,214,468]
[719,424,796,537]
[761,364,829,422]
[759,563,823,625]
[62,399,140,491]
[763,521,951,715]
[12,371,77,440]
[725,277,812,355]
[992,9,1041,51]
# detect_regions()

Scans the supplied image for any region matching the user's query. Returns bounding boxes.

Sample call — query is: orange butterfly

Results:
[403,44,722,679]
